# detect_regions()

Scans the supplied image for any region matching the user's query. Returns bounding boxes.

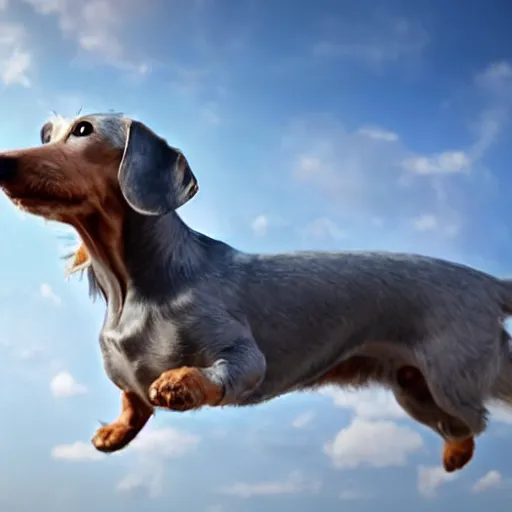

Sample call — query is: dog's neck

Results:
[74,207,217,322]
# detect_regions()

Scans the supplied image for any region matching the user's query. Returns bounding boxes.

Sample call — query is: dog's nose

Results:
[0,156,18,181]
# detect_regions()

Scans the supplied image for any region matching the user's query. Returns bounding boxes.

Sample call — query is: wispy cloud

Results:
[417,465,458,498]
[312,16,429,71]
[300,217,347,241]
[291,411,315,429]
[22,0,149,74]
[357,126,399,142]
[251,214,269,236]
[0,23,31,87]
[402,151,471,175]
[472,470,503,493]
[40,283,62,306]
[117,426,201,498]
[219,471,321,498]
[324,418,423,469]
[475,60,512,96]
[50,371,88,398]
[51,441,104,462]
[412,213,459,237]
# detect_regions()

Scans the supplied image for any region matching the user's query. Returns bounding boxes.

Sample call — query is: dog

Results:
[0,112,511,474]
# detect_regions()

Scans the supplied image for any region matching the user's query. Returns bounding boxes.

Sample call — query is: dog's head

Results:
[0,113,199,221]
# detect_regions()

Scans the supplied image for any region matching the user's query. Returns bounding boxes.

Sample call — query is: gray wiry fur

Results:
[76,114,512,443]
[97,208,512,439]
[7,113,512,446]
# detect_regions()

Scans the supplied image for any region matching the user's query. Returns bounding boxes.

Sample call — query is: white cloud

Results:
[50,371,88,398]
[469,61,512,161]
[475,61,512,94]
[472,470,503,493]
[291,411,314,429]
[357,126,399,142]
[489,404,512,424]
[324,418,423,469]
[294,155,324,180]
[118,426,201,498]
[51,441,104,461]
[320,386,407,420]
[128,426,200,458]
[469,107,507,162]
[40,283,62,306]
[219,471,321,498]
[0,0,7,10]
[22,0,148,73]
[301,217,347,241]
[413,213,438,231]
[1,47,30,87]
[283,115,448,224]
[417,465,458,498]
[402,151,471,175]
[0,24,31,87]
[412,213,459,237]
[251,214,269,236]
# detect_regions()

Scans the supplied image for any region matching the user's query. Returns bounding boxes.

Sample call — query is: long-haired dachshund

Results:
[0,113,510,474]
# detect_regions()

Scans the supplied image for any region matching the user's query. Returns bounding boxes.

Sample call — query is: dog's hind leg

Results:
[417,331,501,439]
[394,367,475,472]
[318,358,476,471]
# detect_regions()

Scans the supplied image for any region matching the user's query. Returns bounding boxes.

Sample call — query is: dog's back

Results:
[192,249,509,404]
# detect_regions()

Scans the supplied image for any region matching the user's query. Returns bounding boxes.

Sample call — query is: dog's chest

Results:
[99,314,183,398]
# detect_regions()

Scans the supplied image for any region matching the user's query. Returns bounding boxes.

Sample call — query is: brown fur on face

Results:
[0,119,129,301]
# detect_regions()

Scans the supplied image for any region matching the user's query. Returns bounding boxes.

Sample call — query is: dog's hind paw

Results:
[148,367,223,411]
[442,437,475,472]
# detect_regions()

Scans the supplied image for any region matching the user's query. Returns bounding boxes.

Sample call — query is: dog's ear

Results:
[118,120,198,215]
[40,121,53,144]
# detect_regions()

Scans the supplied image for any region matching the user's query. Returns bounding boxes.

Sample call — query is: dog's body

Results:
[98,209,512,433]
[0,112,511,472]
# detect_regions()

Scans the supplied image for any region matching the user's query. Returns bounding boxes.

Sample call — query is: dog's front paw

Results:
[148,367,222,411]
[92,422,139,453]
[443,437,475,472]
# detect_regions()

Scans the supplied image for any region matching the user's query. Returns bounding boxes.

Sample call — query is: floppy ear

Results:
[118,120,198,215]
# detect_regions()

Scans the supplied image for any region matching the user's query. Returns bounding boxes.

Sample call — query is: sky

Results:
[2,0,512,510]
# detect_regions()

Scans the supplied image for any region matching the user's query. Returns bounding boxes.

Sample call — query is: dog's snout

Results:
[0,156,18,181]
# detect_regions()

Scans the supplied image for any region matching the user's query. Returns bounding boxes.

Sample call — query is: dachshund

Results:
[1,112,511,473]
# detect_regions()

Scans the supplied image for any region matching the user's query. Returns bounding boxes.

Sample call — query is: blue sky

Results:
[1,0,512,510]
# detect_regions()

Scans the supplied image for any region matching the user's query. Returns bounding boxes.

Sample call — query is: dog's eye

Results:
[40,122,52,144]
[71,121,94,138]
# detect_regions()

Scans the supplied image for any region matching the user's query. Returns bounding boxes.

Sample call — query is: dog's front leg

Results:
[92,391,154,453]
[148,335,267,411]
